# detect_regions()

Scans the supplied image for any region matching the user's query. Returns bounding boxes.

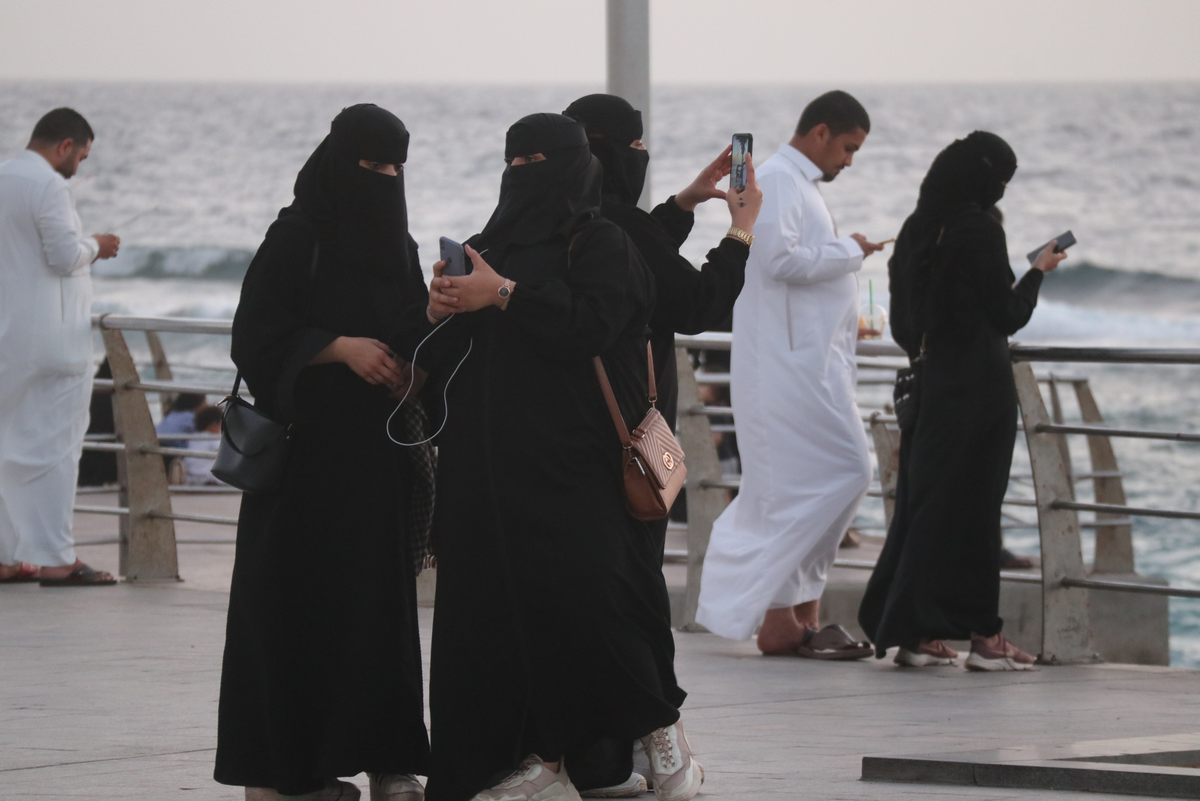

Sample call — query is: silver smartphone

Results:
[731,133,753,191]
[439,236,471,276]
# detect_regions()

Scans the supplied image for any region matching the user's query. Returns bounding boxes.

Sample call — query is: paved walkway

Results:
[3,500,1200,799]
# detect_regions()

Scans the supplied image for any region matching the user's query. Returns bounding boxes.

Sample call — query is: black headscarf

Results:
[889,131,1018,353]
[286,103,411,278]
[562,94,648,205]
[471,113,602,261]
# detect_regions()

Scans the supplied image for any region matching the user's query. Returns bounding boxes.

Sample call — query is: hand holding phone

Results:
[731,133,753,192]
[1026,230,1076,265]
[439,236,471,277]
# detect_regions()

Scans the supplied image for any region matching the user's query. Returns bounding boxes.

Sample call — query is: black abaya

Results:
[423,114,682,801]
[215,106,433,794]
[858,208,1043,655]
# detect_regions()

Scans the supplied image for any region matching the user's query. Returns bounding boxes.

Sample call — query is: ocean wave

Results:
[1040,262,1200,315]
[94,246,254,280]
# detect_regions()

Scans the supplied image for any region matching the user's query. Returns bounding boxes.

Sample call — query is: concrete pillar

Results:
[606,0,651,209]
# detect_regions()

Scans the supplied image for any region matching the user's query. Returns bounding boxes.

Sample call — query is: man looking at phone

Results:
[696,90,883,658]
[0,108,120,586]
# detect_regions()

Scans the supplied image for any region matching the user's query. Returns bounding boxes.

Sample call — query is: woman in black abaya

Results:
[420,114,700,801]
[857,131,1065,672]
[559,93,760,793]
[216,104,432,800]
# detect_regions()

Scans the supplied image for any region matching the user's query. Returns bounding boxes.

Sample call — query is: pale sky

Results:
[1,0,1198,84]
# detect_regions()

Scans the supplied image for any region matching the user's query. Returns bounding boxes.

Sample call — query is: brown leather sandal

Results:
[792,625,873,660]
[38,563,116,587]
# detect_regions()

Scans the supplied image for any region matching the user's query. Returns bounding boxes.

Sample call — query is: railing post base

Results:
[1013,361,1094,664]
[101,327,180,582]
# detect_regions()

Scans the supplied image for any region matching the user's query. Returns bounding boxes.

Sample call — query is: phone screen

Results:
[731,133,753,191]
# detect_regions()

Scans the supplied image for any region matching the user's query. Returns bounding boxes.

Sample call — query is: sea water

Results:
[3,81,1199,664]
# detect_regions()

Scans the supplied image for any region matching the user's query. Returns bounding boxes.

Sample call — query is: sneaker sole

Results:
[580,774,647,798]
[894,650,955,667]
[965,652,1035,672]
[652,763,702,801]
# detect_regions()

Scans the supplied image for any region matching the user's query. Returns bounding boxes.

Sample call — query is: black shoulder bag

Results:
[211,240,320,493]
[892,334,926,434]
[892,226,944,434]
[210,373,292,493]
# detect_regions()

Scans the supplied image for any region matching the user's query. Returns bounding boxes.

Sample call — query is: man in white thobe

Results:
[0,107,120,585]
[697,91,884,654]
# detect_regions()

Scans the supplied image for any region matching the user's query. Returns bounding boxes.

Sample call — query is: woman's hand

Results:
[437,245,514,312]
[727,152,763,233]
[1033,242,1068,273]
[428,260,458,320]
[675,145,732,212]
[387,361,428,401]
[312,336,404,386]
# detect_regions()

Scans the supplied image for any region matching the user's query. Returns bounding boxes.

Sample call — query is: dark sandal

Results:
[793,624,873,660]
[39,563,116,587]
[0,562,40,583]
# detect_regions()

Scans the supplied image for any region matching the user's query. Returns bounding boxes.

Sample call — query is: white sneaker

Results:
[580,772,646,798]
[632,742,652,789]
[369,773,424,801]
[638,722,704,801]
[965,634,1037,672]
[471,755,581,801]
[246,780,362,800]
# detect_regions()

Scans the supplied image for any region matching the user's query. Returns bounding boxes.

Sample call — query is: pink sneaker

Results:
[966,634,1037,672]
[638,722,703,801]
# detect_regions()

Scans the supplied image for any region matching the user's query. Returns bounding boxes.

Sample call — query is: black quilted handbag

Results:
[210,373,291,493]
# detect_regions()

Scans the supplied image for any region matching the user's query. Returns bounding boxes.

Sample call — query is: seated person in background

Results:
[184,405,224,486]
[156,393,207,448]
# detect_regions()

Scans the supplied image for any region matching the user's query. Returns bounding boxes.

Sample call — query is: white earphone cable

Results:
[386,315,472,447]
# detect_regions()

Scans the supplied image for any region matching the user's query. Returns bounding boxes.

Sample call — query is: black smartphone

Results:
[1026,230,1076,264]
[731,133,753,191]
[439,236,471,277]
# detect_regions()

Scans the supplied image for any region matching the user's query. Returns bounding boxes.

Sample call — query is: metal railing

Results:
[79,317,1198,664]
[673,333,1200,665]
[76,314,239,580]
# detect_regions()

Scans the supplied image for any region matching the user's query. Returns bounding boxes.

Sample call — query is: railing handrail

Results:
[1012,344,1200,364]
[92,314,233,336]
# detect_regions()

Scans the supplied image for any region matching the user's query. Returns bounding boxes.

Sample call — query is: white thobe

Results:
[696,144,872,640]
[0,150,98,567]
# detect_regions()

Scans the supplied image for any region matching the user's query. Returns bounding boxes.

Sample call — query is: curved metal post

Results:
[1047,375,1074,500]
[102,326,180,581]
[1072,380,1134,574]
[1013,362,1094,663]
[145,330,175,416]
[869,414,901,528]
[676,346,725,631]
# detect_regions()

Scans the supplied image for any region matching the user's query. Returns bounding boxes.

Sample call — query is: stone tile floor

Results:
[2,501,1199,799]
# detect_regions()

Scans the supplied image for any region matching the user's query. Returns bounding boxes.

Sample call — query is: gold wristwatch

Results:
[725,226,754,247]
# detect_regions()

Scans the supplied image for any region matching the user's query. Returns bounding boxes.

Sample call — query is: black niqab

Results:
[889,131,1018,354]
[277,103,413,343]
[563,94,649,205]
[472,113,602,260]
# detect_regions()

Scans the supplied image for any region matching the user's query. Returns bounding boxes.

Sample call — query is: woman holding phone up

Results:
[420,113,700,801]
[858,131,1066,672]
[560,93,761,794]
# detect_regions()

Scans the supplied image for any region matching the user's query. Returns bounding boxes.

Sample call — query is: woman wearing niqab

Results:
[420,114,697,801]
[559,93,761,792]
[858,131,1065,671]
[215,104,433,799]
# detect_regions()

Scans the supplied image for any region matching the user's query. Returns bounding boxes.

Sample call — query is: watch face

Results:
[498,286,510,298]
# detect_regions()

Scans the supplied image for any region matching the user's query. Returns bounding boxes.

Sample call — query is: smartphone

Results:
[439,236,471,277]
[731,133,753,192]
[1026,230,1076,264]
